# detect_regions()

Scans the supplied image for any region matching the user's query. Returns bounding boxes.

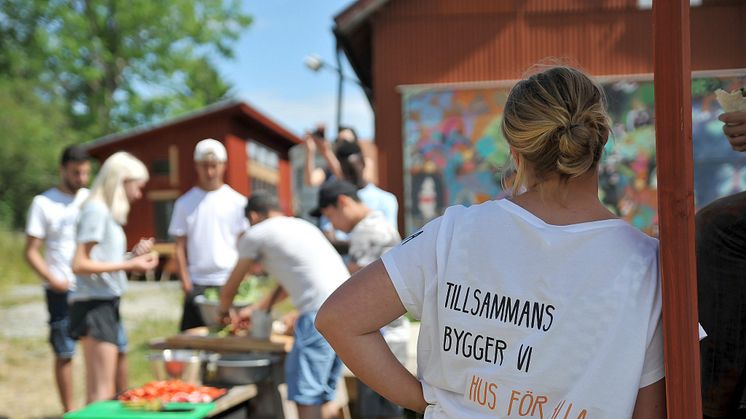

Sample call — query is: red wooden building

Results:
[85,99,300,248]
[334,0,746,230]
[333,0,744,416]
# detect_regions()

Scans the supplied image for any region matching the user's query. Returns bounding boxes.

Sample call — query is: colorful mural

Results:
[401,74,746,236]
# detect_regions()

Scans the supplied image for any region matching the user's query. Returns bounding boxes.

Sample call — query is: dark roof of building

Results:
[333,0,391,104]
[85,99,301,152]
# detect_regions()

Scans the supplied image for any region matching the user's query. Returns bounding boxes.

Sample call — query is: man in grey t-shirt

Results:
[219,192,349,419]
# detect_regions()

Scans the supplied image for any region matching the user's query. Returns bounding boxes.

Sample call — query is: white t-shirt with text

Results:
[381,199,665,419]
[168,185,249,286]
[25,187,89,289]
[238,216,349,315]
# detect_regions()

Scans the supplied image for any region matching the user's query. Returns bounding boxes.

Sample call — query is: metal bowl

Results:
[147,349,218,384]
[202,353,279,386]
[194,295,249,327]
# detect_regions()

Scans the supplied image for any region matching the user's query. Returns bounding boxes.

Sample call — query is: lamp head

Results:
[304,54,323,72]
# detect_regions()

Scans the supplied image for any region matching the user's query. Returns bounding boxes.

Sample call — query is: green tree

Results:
[0,0,251,228]
[0,0,251,137]
[0,78,75,228]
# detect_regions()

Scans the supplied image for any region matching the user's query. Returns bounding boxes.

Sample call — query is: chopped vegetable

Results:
[118,380,226,405]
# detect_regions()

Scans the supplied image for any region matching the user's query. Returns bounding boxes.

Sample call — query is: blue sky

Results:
[214,0,374,139]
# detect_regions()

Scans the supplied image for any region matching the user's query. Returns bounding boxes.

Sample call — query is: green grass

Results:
[126,317,180,387]
[0,294,42,308]
[0,229,36,291]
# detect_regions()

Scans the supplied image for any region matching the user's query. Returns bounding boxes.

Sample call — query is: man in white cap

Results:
[168,138,249,331]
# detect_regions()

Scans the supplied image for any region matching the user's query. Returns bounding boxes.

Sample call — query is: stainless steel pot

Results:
[203,353,279,386]
[148,349,218,385]
[194,295,249,328]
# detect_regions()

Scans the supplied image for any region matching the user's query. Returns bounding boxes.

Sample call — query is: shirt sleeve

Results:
[233,198,249,235]
[25,197,47,239]
[639,311,665,387]
[319,216,333,232]
[351,247,378,268]
[168,199,187,237]
[639,254,665,388]
[380,216,443,320]
[384,194,399,232]
[76,204,108,244]
[349,226,379,268]
[237,230,261,261]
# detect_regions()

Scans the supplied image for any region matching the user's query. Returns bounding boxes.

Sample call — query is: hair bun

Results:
[500,66,611,193]
[556,121,600,177]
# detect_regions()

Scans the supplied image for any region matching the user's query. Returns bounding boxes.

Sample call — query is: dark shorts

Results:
[357,380,404,418]
[46,289,75,359]
[180,285,220,331]
[68,298,122,346]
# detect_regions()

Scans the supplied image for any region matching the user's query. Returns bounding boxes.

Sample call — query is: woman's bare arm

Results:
[316,260,428,413]
[631,379,666,419]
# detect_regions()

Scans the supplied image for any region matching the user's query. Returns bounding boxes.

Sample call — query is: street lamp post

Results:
[304,46,365,134]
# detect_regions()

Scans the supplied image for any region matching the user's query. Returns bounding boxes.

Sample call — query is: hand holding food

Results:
[129,253,158,272]
[716,88,746,152]
[233,304,255,331]
[716,88,746,112]
[131,237,155,257]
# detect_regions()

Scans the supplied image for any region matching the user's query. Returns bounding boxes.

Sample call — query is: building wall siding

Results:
[370,0,746,230]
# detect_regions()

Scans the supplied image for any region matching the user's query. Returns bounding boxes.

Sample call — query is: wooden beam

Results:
[652,1,701,417]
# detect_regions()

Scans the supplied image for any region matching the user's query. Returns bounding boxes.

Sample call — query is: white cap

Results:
[194,138,227,162]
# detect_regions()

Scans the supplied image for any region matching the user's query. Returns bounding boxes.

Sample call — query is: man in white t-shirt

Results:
[219,192,349,419]
[24,145,91,412]
[168,139,249,331]
[313,180,409,419]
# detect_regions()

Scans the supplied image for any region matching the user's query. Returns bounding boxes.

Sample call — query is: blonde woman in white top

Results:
[71,152,158,403]
[317,66,666,418]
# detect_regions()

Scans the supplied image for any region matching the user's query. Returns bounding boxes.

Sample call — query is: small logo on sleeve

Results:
[401,230,424,246]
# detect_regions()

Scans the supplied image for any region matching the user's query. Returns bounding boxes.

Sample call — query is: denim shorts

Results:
[285,311,343,405]
[46,289,75,358]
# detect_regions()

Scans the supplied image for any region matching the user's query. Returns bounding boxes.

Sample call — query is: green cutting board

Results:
[63,401,215,419]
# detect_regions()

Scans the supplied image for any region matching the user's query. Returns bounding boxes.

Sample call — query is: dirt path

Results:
[0,281,182,418]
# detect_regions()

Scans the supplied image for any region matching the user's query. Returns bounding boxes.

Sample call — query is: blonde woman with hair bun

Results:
[316,66,667,418]
[70,151,158,404]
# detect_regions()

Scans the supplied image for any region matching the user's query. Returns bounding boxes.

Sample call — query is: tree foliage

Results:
[1,0,251,137]
[0,0,251,228]
[0,79,75,227]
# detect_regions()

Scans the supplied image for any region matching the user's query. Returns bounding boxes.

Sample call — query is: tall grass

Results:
[0,229,36,291]
[127,317,180,387]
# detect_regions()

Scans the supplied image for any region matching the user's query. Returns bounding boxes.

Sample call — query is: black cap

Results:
[334,140,362,161]
[309,180,359,218]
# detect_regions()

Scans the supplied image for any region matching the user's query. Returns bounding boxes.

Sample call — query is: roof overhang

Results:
[84,99,301,153]
[333,0,390,105]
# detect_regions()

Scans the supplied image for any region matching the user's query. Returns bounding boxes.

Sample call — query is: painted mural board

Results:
[401,72,746,236]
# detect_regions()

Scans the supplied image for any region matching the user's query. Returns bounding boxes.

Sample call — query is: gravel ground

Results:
[0,281,182,418]
[0,281,181,340]
[0,281,420,418]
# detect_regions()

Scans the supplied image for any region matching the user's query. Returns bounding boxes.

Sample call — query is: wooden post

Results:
[652,1,702,417]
